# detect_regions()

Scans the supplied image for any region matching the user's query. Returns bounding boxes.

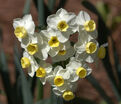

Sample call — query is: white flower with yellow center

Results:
[47,8,76,42]
[46,66,70,90]
[66,57,92,79]
[25,32,50,60]
[51,41,75,62]
[21,51,38,77]
[75,39,99,63]
[52,82,77,101]
[76,11,98,39]
[42,29,73,58]
[13,14,35,47]
[36,60,52,85]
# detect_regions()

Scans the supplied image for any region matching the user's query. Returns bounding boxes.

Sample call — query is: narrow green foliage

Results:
[14,48,33,104]
[23,0,31,15]
[37,78,43,101]
[37,0,45,25]
[0,50,16,104]
[48,0,55,12]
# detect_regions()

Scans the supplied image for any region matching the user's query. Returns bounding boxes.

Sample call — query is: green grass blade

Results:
[0,50,16,104]
[82,0,100,16]
[37,78,43,101]
[86,75,114,104]
[37,0,45,26]
[23,0,31,15]
[48,0,55,12]
[14,50,33,104]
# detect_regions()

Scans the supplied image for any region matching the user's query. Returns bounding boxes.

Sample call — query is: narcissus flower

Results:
[13,8,103,101]
[75,39,99,63]
[51,41,75,62]
[24,33,50,60]
[52,82,77,101]
[36,61,52,85]
[47,8,76,42]
[76,11,98,39]
[21,51,38,77]
[13,14,35,47]
[66,57,92,79]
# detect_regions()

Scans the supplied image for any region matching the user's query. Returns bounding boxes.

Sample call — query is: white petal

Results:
[52,46,75,62]
[23,15,35,35]
[47,14,60,29]
[44,63,52,73]
[52,87,62,96]
[56,8,68,18]
[69,73,79,82]
[56,31,69,43]
[76,11,90,25]
[13,18,24,29]
[54,66,63,74]
[46,75,54,85]
[28,66,35,77]
[48,47,59,57]
[21,35,30,48]
[40,77,46,85]
[85,55,94,63]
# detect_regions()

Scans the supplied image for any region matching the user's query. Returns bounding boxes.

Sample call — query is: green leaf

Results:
[0,90,6,96]
[0,50,16,104]
[37,0,45,26]
[23,0,31,15]
[82,0,99,16]
[86,75,114,104]
[37,78,43,101]
[48,0,55,12]
[96,1,110,22]
[14,49,33,104]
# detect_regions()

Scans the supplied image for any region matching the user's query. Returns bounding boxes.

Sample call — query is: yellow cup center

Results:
[27,43,38,55]
[62,91,75,101]
[54,76,64,87]
[36,67,46,78]
[21,57,31,68]
[97,46,106,59]
[58,50,66,55]
[85,42,97,54]
[48,36,60,47]
[84,20,96,32]
[76,67,87,78]
[57,21,69,32]
[14,26,27,38]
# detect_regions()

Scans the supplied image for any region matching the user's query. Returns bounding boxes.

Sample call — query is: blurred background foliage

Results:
[0,0,121,104]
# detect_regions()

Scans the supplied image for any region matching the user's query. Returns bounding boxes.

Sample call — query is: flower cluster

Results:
[13,8,106,101]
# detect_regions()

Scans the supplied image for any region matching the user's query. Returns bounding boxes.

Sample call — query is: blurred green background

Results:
[0,0,121,104]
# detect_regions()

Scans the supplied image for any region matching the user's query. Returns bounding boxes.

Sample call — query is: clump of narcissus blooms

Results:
[13,8,106,101]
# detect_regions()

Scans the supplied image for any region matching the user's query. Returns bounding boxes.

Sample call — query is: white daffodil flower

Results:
[13,14,35,47]
[36,60,53,85]
[47,8,76,42]
[52,82,77,101]
[75,39,99,63]
[76,11,98,39]
[51,41,75,62]
[66,57,92,79]
[21,51,38,77]
[46,65,78,93]
[24,32,50,60]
